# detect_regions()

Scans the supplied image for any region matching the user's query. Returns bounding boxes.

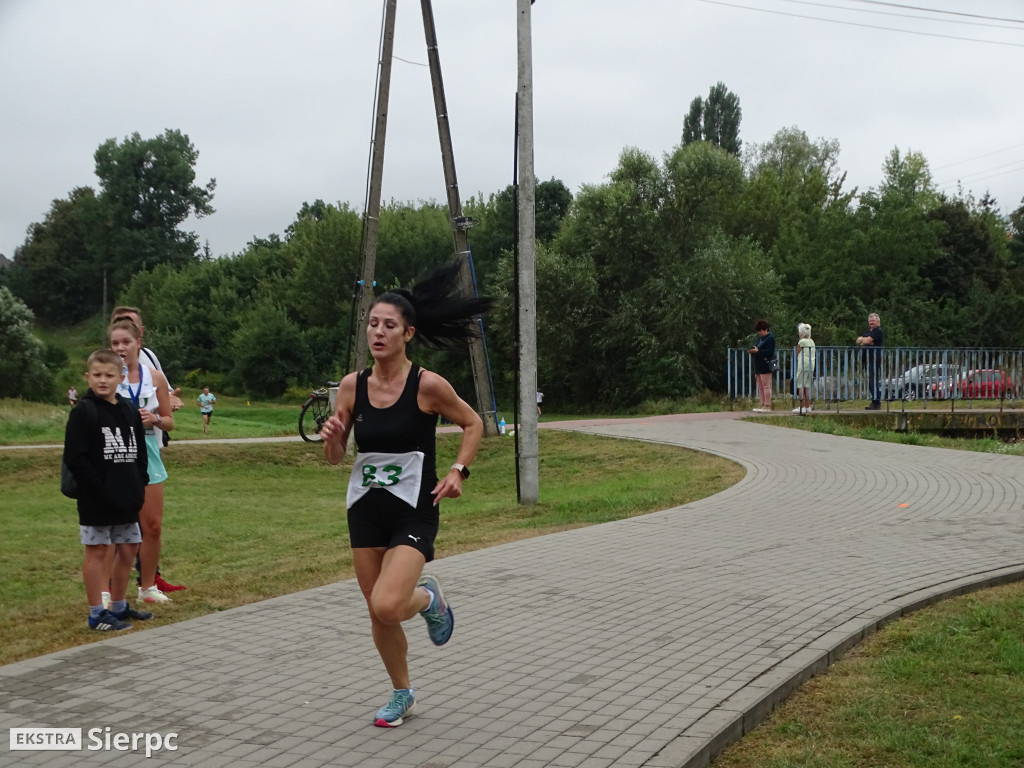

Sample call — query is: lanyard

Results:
[124,365,142,407]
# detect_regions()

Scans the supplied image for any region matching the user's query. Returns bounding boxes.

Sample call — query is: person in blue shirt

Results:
[197,387,217,433]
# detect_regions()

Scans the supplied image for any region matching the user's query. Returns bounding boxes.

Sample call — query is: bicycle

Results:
[298,381,339,442]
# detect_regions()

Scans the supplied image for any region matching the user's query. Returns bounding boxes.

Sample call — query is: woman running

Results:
[321,261,490,728]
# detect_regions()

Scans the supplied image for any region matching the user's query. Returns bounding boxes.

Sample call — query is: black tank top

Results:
[353,364,438,487]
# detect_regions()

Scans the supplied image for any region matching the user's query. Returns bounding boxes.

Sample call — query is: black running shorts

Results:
[347,488,439,562]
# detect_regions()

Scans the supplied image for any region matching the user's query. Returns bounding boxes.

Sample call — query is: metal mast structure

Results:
[353,0,498,437]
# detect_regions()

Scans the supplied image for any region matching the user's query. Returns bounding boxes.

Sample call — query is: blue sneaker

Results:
[88,609,132,632]
[374,689,416,728]
[110,606,154,622]
[418,574,454,646]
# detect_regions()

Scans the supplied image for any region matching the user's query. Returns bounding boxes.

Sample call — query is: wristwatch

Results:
[451,463,470,480]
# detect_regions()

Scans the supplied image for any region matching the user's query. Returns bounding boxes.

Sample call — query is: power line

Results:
[776,0,1024,30]
[933,142,1024,171]
[936,158,1024,188]
[693,0,1024,47]
[393,55,428,67]
[845,0,1024,25]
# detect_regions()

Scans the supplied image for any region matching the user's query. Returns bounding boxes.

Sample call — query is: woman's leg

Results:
[353,546,430,690]
[138,483,164,590]
[757,373,772,409]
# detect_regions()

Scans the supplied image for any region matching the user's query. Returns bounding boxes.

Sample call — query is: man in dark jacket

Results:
[856,312,885,410]
[64,349,152,631]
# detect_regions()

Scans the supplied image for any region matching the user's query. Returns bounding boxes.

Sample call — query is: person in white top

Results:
[108,316,176,605]
[792,323,816,414]
[110,306,187,595]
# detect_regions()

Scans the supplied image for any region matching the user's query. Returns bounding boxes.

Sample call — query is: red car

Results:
[930,369,1019,400]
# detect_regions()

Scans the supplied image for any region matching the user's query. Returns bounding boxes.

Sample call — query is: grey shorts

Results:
[80,523,142,546]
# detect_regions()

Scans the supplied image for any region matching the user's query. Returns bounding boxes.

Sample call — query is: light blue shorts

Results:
[145,433,168,485]
[80,523,142,546]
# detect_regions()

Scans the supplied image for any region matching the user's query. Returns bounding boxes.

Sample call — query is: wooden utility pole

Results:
[353,0,398,372]
[420,0,498,436]
[516,0,539,503]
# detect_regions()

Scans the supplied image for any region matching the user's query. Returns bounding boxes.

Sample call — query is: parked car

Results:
[884,363,965,401]
[812,374,857,401]
[929,369,1019,400]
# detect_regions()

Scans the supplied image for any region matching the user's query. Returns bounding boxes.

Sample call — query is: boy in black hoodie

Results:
[63,349,152,631]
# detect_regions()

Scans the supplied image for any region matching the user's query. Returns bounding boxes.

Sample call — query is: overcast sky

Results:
[2,0,1023,260]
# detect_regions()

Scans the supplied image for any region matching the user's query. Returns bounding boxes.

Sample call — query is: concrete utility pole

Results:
[516,0,539,504]
[353,0,398,372]
[420,0,498,436]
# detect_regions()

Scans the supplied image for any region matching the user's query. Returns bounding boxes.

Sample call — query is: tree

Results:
[463,177,573,284]
[877,147,936,211]
[663,141,745,254]
[4,130,215,322]
[736,127,854,318]
[95,129,216,287]
[3,187,108,322]
[229,301,311,399]
[0,286,53,400]
[681,82,742,156]
[1009,197,1024,267]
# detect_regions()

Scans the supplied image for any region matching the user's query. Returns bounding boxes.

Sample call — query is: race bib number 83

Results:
[362,463,403,487]
[347,451,425,509]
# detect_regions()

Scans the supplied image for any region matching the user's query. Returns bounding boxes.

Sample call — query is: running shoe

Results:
[374,689,416,728]
[417,574,454,646]
[155,575,186,592]
[111,606,154,622]
[88,610,132,632]
[137,586,171,604]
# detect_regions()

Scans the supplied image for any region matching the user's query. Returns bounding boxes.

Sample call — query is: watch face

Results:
[459,465,470,479]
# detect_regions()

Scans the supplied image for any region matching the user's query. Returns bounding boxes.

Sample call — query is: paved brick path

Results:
[4,415,1023,767]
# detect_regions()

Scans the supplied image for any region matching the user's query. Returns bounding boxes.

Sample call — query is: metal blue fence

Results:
[727,347,1024,410]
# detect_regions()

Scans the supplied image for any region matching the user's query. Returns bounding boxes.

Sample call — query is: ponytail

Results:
[374,260,492,348]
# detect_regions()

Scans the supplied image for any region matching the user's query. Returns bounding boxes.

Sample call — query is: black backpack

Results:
[61,399,98,499]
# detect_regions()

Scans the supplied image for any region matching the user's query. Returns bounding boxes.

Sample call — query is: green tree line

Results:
[3,84,1023,407]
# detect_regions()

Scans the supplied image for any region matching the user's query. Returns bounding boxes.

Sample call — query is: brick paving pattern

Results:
[3,415,1023,767]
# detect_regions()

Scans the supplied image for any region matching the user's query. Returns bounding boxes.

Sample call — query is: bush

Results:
[182,369,229,394]
[0,286,54,401]
[229,303,311,400]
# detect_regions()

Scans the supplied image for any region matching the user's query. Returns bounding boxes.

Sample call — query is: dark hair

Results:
[754,319,770,332]
[373,260,493,348]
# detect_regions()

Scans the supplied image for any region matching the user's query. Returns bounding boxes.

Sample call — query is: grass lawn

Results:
[0,395,302,445]
[0,430,741,665]
[716,580,1024,768]
[747,410,1024,458]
